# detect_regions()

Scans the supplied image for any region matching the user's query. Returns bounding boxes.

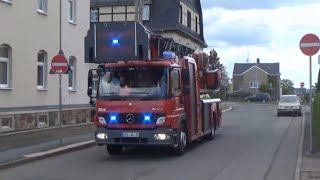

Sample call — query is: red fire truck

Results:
[87,49,222,156]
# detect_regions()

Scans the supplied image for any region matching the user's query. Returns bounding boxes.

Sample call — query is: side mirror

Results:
[87,70,93,97]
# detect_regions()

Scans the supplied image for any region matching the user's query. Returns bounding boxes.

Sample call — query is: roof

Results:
[233,63,280,75]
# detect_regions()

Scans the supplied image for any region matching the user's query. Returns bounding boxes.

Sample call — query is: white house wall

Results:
[0,1,95,109]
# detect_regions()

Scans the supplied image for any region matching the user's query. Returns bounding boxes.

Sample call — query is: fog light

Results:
[154,133,170,140]
[96,133,108,140]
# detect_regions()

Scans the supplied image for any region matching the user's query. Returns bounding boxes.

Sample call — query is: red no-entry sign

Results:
[300,33,320,56]
[51,54,68,74]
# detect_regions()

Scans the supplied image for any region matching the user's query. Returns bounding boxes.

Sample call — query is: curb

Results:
[0,140,95,170]
[222,107,233,113]
[294,113,305,180]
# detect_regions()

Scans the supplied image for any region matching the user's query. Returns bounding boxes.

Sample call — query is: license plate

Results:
[122,132,139,137]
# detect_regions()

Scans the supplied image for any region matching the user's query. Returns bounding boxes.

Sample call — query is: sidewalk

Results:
[0,123,95,168]
[298,113,320,180]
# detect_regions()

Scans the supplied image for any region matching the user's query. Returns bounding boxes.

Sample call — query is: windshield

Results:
[98,66,169,100]
[280,96,299,103]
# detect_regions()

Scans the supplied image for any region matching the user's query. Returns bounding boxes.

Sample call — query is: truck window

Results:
[171,69,180,96]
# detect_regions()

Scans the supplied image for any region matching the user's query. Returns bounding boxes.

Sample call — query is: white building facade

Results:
[0,0,95,132]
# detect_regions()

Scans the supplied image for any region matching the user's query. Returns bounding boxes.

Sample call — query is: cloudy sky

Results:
[201,0,320,88]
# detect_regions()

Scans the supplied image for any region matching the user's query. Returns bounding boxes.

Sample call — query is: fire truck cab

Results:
[87,50,222,156]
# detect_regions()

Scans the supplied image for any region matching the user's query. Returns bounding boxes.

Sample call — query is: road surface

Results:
[0,103,302,180]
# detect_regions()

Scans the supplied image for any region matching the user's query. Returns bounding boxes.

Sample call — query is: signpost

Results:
[51,52,69,146]
[300,33,320,153]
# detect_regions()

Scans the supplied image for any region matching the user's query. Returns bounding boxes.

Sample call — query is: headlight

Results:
[294,106,300,109]
[156,117,166,125]
[98,117,107,124]
[279,106,285,109]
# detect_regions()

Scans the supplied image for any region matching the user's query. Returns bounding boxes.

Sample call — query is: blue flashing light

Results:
[163,51,176,59]
[112,39,119,44]
[109,113,118,124]
[143,114,152,124]
[111,38,120,47]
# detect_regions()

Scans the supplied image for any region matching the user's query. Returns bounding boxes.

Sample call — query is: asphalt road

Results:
[0,103,302,180]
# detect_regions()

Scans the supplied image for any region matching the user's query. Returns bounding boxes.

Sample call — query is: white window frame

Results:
[1,0,12,4]
[0,45,10,89]
[0,116,14,131]
[90,8,98,22]
[37,113,49,128]
[37,51,47,90]
[142,5,150,21]
[68,0,77,24]
[249,81,259,88]
[37,0,48,14]
[68,57,77,91]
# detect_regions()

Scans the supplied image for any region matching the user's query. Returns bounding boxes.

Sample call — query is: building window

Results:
[249,81,259,88]
[239,84,243,90]
[1,0,12,4]
[90,8,98,22]
[37,0,48,14]
[171,69,180,96]
[99,6,135,22]
[68,57,76,91]
[142,5,150,21]
[0,44,11,89]
[68,0,76,23]
[92,73,98,96]
[179,5,182,23]
[0,116,14,131]
[37,51,47,90]
[37,113,49,128]
[195,16,198,33]
[187,11,191,28]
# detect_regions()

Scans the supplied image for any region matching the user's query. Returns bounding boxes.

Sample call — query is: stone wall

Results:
[0,108,95,133]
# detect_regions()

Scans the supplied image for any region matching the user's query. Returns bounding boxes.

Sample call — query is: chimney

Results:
[256,58,260,64]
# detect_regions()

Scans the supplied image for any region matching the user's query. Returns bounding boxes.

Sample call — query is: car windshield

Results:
[98,66,169,100]
[280,96,299,103]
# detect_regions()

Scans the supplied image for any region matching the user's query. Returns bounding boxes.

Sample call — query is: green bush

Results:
[313,93,320,149]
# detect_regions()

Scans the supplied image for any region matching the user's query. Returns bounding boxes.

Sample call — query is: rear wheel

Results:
[107,145,123,155]
[173,123,187,156]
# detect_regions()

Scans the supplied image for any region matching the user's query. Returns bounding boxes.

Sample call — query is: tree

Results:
[281,79,295,95]
[259,83,270,93]
[208,49,224,70]
[317,68,320,93]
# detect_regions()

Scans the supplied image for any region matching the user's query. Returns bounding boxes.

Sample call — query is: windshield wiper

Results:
[131,92,152,95]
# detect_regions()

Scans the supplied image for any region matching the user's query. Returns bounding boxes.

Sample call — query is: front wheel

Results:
[107,145,123,155]
[173,123,187,156]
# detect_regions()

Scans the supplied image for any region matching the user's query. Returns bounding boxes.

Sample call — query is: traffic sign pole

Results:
[310,55,313,153]
[300,33,320,153]
[51,51,68,147]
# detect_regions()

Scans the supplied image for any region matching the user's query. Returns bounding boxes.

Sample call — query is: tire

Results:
[173,123,187,156]
[107,145,123,155]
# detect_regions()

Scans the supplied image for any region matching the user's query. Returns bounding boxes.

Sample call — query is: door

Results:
[189,62,197,135]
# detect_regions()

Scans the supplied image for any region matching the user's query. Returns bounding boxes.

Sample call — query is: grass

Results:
[313,93,320,149]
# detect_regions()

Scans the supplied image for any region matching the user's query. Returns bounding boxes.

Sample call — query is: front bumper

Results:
[95,127,178,146]
[277,109,301,115]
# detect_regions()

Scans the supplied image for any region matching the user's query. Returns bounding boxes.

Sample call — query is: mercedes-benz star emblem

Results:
[126,114,135,124]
